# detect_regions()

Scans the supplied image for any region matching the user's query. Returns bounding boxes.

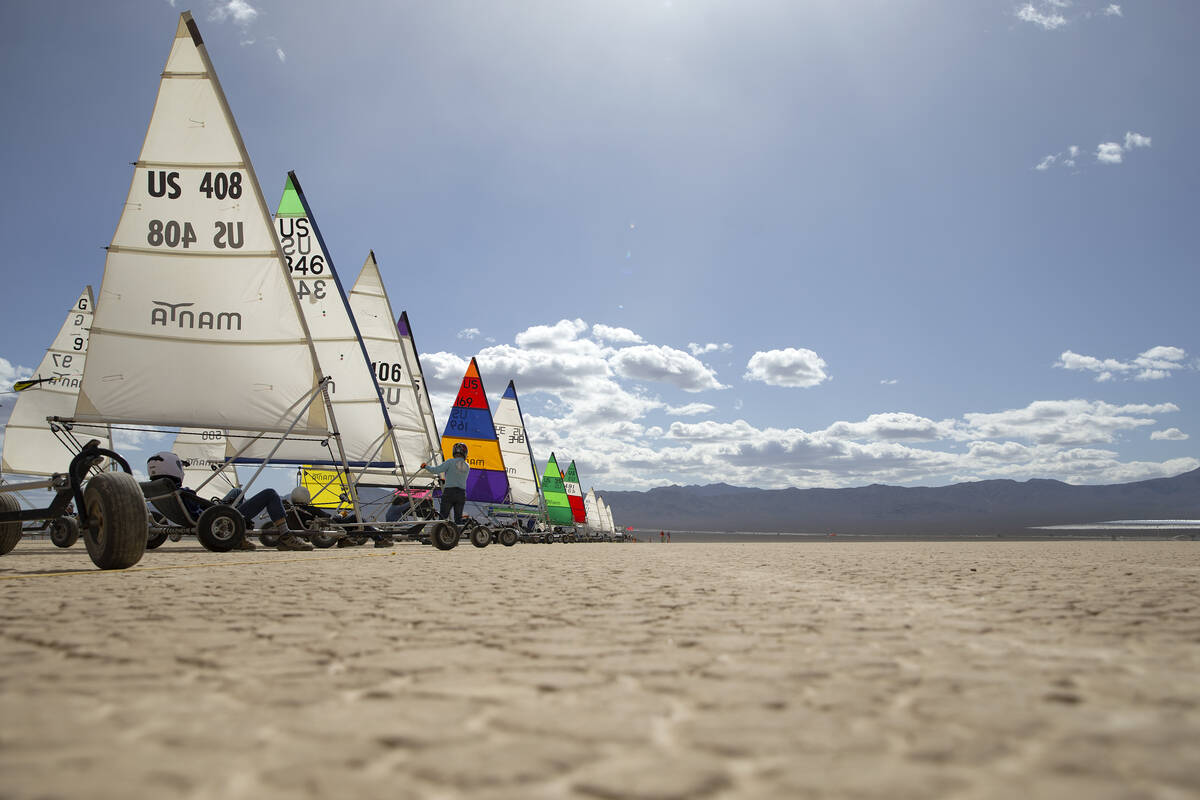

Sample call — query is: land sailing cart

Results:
[0,440,148,570]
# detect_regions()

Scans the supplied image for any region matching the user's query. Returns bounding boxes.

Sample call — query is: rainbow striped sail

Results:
[540,452,575,525]
[440,358,509,503]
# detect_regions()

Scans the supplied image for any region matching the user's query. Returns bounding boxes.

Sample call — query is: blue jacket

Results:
[424,457,471,490]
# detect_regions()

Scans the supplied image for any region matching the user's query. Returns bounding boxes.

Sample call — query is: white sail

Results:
[598,496,615,534]
[74,13,327,435]
[493,381,541,507]
[168,427,240,496]
[2,287,111,476]
[232,174,400,471]
[398,310,441,453]
[583,488,600,530]
[348,254,439,477]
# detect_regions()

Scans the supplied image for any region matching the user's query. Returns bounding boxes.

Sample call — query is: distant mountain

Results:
[599,468,1200,534]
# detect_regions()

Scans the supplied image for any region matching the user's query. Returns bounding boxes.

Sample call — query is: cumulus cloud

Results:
[276,48,286,63]
[1151,428,1188,441]
[826,413,954,442]
[1056,346,1189,381]
[880,378,899,385]
[1096,142,1124,164]
[515,319,588,350]
[687,342,732,356]
[743,348,829,388]
[1017,3,1067,29]
[1124,131,1151,149]
[0,357,33,387]
[209,0,260,27]
[665,402,716,416]
[1035,154,1058,171]
[610,345,727,392]
[591,324,644,345]
[1104,4,1122,16]
[956,400,1177,446]
[456,328,480,340]
[1037,133,1148,172]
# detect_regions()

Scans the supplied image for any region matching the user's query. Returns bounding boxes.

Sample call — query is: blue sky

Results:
[1,0,1197,491]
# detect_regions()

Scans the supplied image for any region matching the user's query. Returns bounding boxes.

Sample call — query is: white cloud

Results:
[687,342,732,356]
[1056,346,1190,381]
[0,357,33,387]
[276,48,286,63]
[456,328,480,340]
[1151,428,1188,441]
[1096,142,1124,164]
[1124,131,1151,149]
[880,378,899,385]
[610,345,727,392]
[665,402,716,416]
[956,400,1178,446]
[827,413,953,442]
[591,324,644,345]
[514,319,588,350]
[1104,4,1122,16]
[1017,4,1068,29]
[743,348,829,388]
[1035,154,1058,171]
[209,0,259,27]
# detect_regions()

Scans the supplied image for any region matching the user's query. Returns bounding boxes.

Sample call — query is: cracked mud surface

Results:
[1,540,1198,799]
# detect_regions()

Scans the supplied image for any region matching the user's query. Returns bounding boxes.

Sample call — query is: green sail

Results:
[541,452,575,525]
[275,174,305,218]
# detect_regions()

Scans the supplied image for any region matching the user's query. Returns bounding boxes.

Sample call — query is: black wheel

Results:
[430,520,459,551]
[469,524,491,548]
[259,532,281,548]
[146,530,169,549]
[310,530,338,549]
[82,472,148,569]
[0,492,21,556]
[50,516,80,548]
[196,505,246,553]
[499,527,519,547]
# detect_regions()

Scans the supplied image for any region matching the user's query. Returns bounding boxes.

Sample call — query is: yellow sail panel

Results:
[439,437,505,472]
[300,466,349,509]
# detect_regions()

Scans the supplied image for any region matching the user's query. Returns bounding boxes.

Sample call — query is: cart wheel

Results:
[0,493,21,556]
[469,524,491,548]
[146,530,169,550]
[430,520,459,551]
[50,516,80,548]
[498,527,519,547]
[310,530,338,549]
[259,532,281,548]
[82,472,148,570]
[196,505,245,553]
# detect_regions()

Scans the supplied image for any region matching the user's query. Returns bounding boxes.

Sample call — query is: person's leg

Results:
[450,488,466,525]
[238,489,287,525]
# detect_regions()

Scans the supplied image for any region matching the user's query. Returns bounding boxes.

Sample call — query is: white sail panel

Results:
[75,12,326,435]
[398,311,441,450]
[348,254,439,472]
[583,488,600,530]
[173,427,240,496]
[232,174,400,469]
[493,381,540,506]
[2,288,110,476]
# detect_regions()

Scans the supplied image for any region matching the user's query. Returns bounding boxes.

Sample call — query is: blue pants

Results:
[439,487,466,524]
[236,489,286,524]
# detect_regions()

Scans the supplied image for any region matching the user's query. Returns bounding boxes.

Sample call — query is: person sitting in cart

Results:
[286,486,393,548]
[146,451,312,551]
[419,443,470,525]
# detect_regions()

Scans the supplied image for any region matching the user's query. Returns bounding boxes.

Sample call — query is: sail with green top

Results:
[540,452,574,525]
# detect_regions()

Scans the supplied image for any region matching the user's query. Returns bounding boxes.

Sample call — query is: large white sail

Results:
[74,13,327,435]
[493,381,541,507]
[2,287,111,476]
[232,173,400,470]
[597,496,615,534]
[583,487,600,530]
[172,428,240,496]
[348,254,439,477]
[397,311,441,452]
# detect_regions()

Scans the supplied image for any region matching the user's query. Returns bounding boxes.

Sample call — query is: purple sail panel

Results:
[466,468,509,503]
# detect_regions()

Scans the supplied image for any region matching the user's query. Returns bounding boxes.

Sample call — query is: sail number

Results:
[147,170,243,200]
[371,362,404,383]
[199,430,223,441]
[146,220,244,249]
[296,280,326,300]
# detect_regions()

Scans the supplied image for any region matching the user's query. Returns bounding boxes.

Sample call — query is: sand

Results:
[1,539,1197,799]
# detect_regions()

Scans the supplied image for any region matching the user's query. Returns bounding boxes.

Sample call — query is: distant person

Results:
[660,530,664,543]
[419,442,471,525]
[667,531,671,543]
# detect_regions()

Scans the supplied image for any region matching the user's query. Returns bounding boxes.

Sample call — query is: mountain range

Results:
[599,468,1200,535]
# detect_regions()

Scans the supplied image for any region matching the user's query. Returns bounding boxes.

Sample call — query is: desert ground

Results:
[1,539,1197,799]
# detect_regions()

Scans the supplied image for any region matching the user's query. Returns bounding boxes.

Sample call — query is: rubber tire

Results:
[0,493,21,556]
[196,505,246,553]
[50,516,80,548]
[498,527,519,547]
[259,532,281,548]
[430,520,459,551]
[82,472,149,570]
[469,525,491,548]
[146,530,169,550]
[310,530,338,549]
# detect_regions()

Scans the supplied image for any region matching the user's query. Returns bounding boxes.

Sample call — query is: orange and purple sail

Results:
[440,358,510,503]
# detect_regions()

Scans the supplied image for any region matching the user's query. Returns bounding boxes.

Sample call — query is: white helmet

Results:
[147,451,185,485]
[290,486,311,505]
